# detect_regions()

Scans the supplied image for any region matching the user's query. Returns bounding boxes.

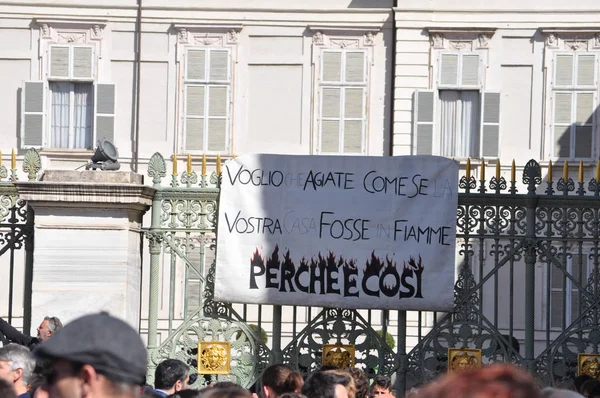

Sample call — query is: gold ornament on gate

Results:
[579,354,600,379]
[322,344,355,369]
[448,348,482,372]
[198,342,230,374]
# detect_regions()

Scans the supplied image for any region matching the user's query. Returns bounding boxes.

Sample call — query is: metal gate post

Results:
[396,310,407,395]
[23,205,34,335]
[146,191,163,383]
[523,163,540,372]
[272,305,283,363]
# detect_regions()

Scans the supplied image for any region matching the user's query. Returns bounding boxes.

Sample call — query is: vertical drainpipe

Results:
[133,0,142,172]
[388,1,398,157]
[390,4,407,395]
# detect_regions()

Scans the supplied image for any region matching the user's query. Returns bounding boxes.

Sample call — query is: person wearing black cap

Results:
[33,311,148,398]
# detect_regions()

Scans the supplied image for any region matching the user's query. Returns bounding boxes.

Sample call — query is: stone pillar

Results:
[14,171,155,332]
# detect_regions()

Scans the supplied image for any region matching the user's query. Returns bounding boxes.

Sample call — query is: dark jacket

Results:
[0,317,39,350]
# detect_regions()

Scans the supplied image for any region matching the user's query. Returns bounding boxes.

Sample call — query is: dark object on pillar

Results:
[86,139,121,171]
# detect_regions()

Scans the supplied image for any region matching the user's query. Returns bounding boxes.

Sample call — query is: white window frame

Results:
[435,89,481,158]
[550,51,599,161]
[437,51,482,90]
[48,44,95,82]
[46,81,95,149]
[46,43,97,149]
[317,49,369,155]
[427,49,490,159]
[182,47,232,154]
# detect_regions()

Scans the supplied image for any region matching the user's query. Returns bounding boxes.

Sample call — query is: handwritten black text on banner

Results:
[214,155,459,311]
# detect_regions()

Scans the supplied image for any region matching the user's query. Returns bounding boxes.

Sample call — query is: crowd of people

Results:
[0,312,598,398]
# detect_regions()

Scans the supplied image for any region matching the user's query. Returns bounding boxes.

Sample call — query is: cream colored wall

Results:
[0,1,394,348]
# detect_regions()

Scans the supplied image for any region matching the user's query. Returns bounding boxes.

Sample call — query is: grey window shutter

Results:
[553,92,572,158]
[345,51,366,83]
[555,54,574,86]
[440,54,459,86]
[50,46,70,79]
[186,49,206,81]
[320,87,342,153]
[184,85,205,151]
[94,83,115,144]
[577,54,596,86]
[461,54,480,86]
[343,88,365,153]
[21,81,46,148]
[207,85,228,151]
[209,50,229,82]
[413,90,435,155]
[574,92,595,158]
[73,46,94,79]
[322,51,342,83]
[480,92,501,158]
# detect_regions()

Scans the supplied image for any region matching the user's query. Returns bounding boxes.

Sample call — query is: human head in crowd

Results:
[581,380,600,398]
[575,375,593,395]
[200,386,253,398]
[540,387,585,398]
[0,378,18,398]
[213,381,243,390]
[346,369,369,398]
[261,364,304,398]
[38,316,63,343]
[326,370,356,398]
[302,371,351,398]
[279,393,308,398]
[166,389,203,398]
[27,371,49,398]
[154,359,191,396]
[34,312,148,398]
[0,343,37,397]
[410,364,540,398]
[370,375,392,397]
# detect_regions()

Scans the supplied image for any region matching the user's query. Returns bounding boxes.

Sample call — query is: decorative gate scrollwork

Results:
[145,155,600,392]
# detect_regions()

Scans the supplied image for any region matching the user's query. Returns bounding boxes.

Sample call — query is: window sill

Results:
[40,149,94,160]
[539,159,598,167]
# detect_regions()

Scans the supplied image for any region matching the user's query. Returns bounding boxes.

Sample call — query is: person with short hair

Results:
[261,364,303,398]
[154,359,191,396]
[33,311,148,398]
[0,316,63,350]
[302,371,351,398]
[371,375,393,397]
[326,370,356,398]
[347,369,369,398]
[574,375,593,395]
[582,379,600,398]
[0,343,36,398]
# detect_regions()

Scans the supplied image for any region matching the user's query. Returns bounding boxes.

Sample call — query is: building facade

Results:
[0,0,394,350]
[1,0,600,365]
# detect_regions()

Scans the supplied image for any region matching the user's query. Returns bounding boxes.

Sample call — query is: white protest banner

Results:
[214,155,459,311]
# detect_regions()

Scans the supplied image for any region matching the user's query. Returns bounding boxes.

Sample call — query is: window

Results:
[183,48,231,153]
[439,90,480,158]
[49,82,93,149]
[550,254,589,329]
[414,52,500,158]
[20,44,115,150]
[551,53,598,159]
[318,50,367,154]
